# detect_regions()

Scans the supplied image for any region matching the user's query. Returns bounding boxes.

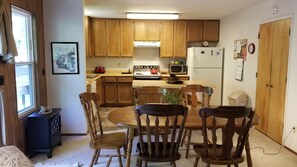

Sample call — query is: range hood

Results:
[134,41,160,48]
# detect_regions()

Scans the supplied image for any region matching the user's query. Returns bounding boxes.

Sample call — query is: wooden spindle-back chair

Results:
[79,92,126,167]
[135,104,188,167]
[193,106,255,167]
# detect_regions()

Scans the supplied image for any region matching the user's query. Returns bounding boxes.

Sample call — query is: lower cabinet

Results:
[103,76,133,106]
[26,108,62,158]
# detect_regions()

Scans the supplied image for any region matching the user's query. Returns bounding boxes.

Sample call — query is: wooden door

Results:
[203,20,220,42]
[84,16,93,57]
[173,21,187,58]
[120,20,134,57]
[160,21,174,58]
[134,20,146,41]
[255,18,290,143]
[92,18,106,57]
[104,77,117,104]
[106,19,120,57]
[187,20,203,42]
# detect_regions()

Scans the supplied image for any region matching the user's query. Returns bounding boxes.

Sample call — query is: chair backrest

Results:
[135,104,188,157]
[181,84,212,107]
[199,106,255,161]
[134,86,163,105]
[79,92,103,143]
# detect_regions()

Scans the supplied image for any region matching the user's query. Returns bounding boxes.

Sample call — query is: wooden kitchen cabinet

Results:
[160,21,174,58]
[173,21,187,58]
[92,18,107,57]
[106,19,120,57]
[120,20,134,57]
[117,77,133,105]
[187,20,204,42]
[96,77,103,105]
[161,76,189,81]
[84,16,93,57]
[102,76,133,106]
[134,20,160,41]
[160,21,187,58]
[203,20,220,42]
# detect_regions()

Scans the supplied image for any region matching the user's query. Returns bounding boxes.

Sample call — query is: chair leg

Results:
[181,129,188,147]
[94,149,101,164]
[144,161,148,167]
[186,130,192,159]
[206,164,210,167]
[117,148,123,167]
[193,155,200,167]
[172,161,177,167]
[90,149,99,167]
[234,164,239,167]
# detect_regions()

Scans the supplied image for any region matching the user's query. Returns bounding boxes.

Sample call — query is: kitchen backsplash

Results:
[86,48,185,71]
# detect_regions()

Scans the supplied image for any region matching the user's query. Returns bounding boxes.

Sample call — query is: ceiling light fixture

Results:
[126,12,179,20]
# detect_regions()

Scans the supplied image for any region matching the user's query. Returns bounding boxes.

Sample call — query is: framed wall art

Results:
[233,39,247,60]
[51,42,79,74]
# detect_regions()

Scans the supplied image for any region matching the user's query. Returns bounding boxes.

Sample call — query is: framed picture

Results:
[51,42,79,74]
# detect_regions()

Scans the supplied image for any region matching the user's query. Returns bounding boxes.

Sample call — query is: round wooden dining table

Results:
[108,105,259,167]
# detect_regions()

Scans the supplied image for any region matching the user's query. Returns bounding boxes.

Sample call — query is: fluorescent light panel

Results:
[127,13,179,20]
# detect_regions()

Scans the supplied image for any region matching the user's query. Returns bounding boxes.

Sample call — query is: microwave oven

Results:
[168,64,187,75]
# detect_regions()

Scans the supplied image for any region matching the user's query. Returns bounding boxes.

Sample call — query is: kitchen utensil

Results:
[95,66,105,73]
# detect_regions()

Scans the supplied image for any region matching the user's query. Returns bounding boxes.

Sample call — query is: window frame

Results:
[11,6,37,118]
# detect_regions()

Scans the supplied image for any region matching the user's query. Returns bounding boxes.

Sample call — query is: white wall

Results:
[220,0,297,152]
[86,48,185,71]
[43,0,86,133]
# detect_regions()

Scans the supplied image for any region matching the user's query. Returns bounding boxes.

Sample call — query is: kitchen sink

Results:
[86,74,99,79]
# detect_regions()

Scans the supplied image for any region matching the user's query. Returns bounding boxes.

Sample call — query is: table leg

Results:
[245,137,252,167]
[125,127,134,167]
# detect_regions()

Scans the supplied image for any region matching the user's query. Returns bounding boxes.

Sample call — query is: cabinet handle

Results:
[266,84,269,87]
[270,85,273,88]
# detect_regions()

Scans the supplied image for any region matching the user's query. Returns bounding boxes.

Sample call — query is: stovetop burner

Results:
[133,65,161,80]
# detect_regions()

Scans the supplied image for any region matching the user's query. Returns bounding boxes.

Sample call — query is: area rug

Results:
[34,162,79,167]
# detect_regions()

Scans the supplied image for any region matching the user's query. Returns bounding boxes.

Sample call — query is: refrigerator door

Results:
[192,68,222,105]
[193,47,223,68]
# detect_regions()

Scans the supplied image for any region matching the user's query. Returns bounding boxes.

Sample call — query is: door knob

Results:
[266,84,269,87]
[270,85,273,88]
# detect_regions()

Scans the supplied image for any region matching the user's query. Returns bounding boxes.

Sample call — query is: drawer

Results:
[104,77,117,82]
[118,77,133,83]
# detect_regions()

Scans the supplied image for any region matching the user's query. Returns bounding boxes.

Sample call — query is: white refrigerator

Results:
[187,47,224,105]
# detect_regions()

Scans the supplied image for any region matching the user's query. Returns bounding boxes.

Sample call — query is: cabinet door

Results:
[173,21,187,58]
[120,20,134,57]
[160,21,174,58]
[134,20,147,41]
[117,77,133,105]
[96,77,103,105]
[92,18,107,56]
[106,19,120,57]
[203,20,220,42]
[104,77,117,104]
[147,20,160,41]
[187,20,203,42]
[84,16,93,57]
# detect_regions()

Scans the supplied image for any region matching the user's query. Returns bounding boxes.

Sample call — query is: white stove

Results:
[133,65,161,80]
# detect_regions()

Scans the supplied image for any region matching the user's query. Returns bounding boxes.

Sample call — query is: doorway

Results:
[255,18,291,144]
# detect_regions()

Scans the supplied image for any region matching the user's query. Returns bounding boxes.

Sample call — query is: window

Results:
[11,6,36,117]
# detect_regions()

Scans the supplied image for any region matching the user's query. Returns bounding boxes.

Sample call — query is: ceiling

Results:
[84,0,268,19]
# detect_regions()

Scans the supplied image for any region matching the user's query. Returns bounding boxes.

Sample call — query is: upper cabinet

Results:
[89,18,220,58]
[134,20,160,41]
[106,19,120,57]
[160,21,187,58]
[203,20,220,42]
[92,18,107,57]
[160,21,174,58]
[92,19,134,57]
[173,21,187,58]
[187,20,220,42]
[120,20,134,57]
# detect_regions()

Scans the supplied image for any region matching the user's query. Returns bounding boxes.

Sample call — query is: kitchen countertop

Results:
[132,80,215,89]
[86,70,190,86]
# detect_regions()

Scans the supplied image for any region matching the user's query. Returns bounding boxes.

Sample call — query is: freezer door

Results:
[192,68,222,105]
[193,47,223,68]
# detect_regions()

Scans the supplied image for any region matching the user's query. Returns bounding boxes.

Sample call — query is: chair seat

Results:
[193,144,245,165]
[90,132,126,149]
[137,142,181,162]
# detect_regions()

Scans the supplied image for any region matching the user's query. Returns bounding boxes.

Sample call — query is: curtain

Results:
[0,0,18,63]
